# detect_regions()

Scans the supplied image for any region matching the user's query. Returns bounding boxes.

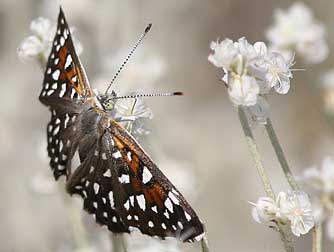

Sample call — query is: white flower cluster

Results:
[251,190,314,237]
[17,17,82,67]
[114,97,153,138]
[266,2,328,64]
[299,157,334,239]
[208,37,294,125]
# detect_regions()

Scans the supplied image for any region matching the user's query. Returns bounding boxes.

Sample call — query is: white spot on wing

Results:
[162,223,167,229]
[93,183,100,194]
[109,191,114,207]
[127,152,132,161]
[148,221,154,228]
[185,211,191,221]
[168,192,180,205]
[65,54,72,69]
[124,199,130,210]
[137,194,146,211]
[151,206,158,213]
[119,174,129,184]
[101,152,107,160]
[112,151,122,159]
[142,166,152,184]
[103,169,111,177]
[52,70,60,80]
[164,198,173,213]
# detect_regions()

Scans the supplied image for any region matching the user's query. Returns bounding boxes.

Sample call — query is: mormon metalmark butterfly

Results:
[39,7,205,242]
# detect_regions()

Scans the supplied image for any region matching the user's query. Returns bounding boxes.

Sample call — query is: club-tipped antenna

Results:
[114,92,184,99]
[104,23,152,95]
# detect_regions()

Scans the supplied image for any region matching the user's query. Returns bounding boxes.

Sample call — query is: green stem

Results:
[265,118,299,191]
[312,224,322,252]
[110,233,127,252]
[238,106,275,199]
[238,106,295,252]
[201,234,210,252]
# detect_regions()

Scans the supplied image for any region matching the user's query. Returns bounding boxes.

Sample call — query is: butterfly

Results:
[39,7,205,242]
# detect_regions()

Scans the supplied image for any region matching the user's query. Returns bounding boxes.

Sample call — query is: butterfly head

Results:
[97,91,118,111]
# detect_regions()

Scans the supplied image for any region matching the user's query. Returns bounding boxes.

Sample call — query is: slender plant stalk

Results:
[312,224,322,252]
[110,233,127,252]
[265,118,299,191]
[238,106,295,252]
[238,106,275,199]
[201,235,210,252]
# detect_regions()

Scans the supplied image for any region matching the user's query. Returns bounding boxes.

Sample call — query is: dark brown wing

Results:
[67,116,205,242]
[39,7,93,179]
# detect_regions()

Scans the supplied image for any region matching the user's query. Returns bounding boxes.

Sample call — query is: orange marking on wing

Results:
[149,184,165,208]
[130,177,142,193]
[143,188,154,205]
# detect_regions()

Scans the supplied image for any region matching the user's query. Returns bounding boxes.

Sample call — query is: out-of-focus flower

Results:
[115,97,153,137]
[266,2,328,64]
[299,157,334,239]
[208,37,294,126]
[251,190,314,237]
[321,69,334,114]
[127,236,180,252]
[18,16,82,68]
[101,49,167,94]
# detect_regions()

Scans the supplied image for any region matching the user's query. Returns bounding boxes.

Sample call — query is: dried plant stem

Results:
[201,235,210,252]
[312,224,322,252]
[238,106,275,199]
[110,233,127,252]
[265,118,299,191]
[238,106,295,252]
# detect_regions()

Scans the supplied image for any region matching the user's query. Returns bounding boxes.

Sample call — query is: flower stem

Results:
[238,106,295,252]
[110,233,127,252]
[238,106,275,199]
[265,118,299,191]
[201,235,210,252]
[312,224,322,252]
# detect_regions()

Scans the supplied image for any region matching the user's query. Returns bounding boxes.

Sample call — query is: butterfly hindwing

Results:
[67,118,204,242]
[109,120,205,242]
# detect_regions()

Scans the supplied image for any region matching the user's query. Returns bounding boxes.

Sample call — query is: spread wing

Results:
[66,117,205,242]
[39,7,93,179]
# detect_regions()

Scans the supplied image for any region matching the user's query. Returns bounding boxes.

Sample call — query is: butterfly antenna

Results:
[104,24,152,95]
[114,92,184,99]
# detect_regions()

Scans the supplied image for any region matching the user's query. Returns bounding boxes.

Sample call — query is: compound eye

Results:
[105,102,114,110]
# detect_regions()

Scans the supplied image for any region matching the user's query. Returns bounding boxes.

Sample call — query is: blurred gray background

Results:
[0,0,333,251]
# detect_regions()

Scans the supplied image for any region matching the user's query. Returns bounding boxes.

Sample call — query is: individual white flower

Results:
[227,74,260,106]
[208,39,238,69]
[259,52,293,94]
[299,157,334,239]
[115,97,153,137]
[18,16,82,67]
[251,196,280,223]
[266,2,328,64]
[251,190,314,237]
[277,191,314,237]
